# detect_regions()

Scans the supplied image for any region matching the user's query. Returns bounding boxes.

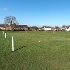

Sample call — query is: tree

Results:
[4,16,18,30]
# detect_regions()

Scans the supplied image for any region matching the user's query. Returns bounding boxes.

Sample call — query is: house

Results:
[61,27,66,31]
[55,26,60,31]
[61,25,66,31]
[65,26,70,31]
[0,24,5,30]
[38,27,44,31]
[30,26,39,31]
[42,26,52,31]
[61,25,70,31]
[14,25,29,31]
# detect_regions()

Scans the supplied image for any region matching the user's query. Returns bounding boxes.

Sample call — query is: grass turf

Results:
[0,31,70,70]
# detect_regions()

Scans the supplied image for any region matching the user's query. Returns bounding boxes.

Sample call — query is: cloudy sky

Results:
[0,0,70,27]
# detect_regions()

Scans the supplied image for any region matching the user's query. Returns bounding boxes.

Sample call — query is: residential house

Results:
[38,27,44,31]
[61,25,70,31]
[55,26,60,31]
[65,26,70,31]
[0,24,5,30]
[61,25,66,31]
[42,26,52,31]
[14,25,29,31]
[30,26,39,31]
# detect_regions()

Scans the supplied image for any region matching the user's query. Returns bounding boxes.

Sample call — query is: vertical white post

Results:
[5,33,6,38]
[3,31,4,34]
[12,36,14,51]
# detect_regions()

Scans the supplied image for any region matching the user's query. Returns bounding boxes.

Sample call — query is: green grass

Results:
[0,31,70,70]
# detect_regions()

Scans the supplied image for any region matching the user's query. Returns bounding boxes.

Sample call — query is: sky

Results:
[0,0,70,27]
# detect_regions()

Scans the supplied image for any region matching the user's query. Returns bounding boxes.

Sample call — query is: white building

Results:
[65,27,70,31]
[42,26,52,31]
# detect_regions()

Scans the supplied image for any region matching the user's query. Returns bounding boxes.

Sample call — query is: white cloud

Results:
[2,8,8,11]
[0,8,8,11]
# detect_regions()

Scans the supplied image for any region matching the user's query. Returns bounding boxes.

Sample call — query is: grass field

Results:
[0,31,70,70]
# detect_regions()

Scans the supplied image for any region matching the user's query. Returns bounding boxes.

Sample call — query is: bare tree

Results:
[4,16,18,30]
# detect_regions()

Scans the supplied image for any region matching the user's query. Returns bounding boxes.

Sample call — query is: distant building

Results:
[55,26,60,31]
[65,26,70,31]
[30,26,39,31]
[61,25,70,31]
[0,24,5,30]
[42,26,52,31]
[14,25,29,31]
